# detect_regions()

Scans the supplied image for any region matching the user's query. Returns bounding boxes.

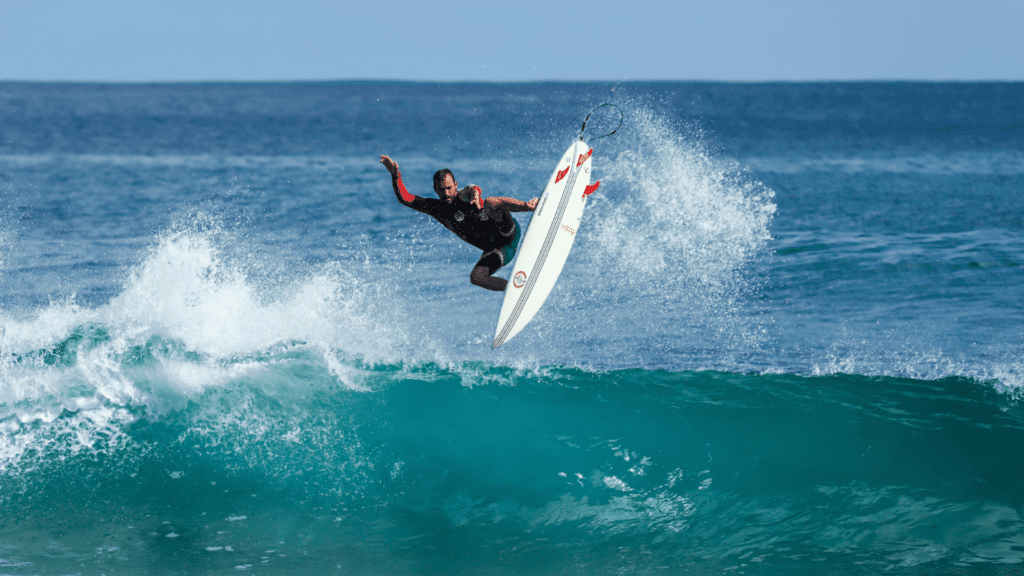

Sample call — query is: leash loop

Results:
[579,103,623,143]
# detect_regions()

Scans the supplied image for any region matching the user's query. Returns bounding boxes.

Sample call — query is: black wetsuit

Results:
[392,177,519,272]
[407,197,515,250]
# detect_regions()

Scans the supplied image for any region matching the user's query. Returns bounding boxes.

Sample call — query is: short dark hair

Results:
[433,168,455,189]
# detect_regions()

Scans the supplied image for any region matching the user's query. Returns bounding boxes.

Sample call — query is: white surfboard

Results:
[492,140,599,349]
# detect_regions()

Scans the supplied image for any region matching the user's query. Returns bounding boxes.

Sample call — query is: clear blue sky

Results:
[2,0,1021,81]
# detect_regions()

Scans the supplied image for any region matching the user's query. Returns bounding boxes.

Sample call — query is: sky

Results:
[1,0,1021,82]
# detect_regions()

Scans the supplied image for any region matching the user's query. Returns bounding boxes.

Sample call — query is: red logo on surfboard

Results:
[512,271,527,288]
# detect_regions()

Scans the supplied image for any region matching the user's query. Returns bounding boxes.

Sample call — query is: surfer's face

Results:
[434,174,458,203]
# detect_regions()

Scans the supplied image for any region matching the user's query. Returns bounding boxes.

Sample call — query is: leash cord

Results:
[579,103,623,142]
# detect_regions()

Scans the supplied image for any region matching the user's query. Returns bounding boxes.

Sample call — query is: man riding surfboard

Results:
[380,155,538,291]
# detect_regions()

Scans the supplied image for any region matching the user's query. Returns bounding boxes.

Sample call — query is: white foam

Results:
[0,405,133,473]
[0,226,407,470]
[809,347,1024,396]
[102,231,405,362]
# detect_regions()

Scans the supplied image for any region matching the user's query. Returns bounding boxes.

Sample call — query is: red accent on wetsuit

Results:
[577,148,593,167]
[583,181,600,197]
[394,175,415,203]
[554,166,570,184]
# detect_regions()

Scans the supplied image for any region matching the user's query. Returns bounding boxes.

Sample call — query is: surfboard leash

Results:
[579,103,623,143]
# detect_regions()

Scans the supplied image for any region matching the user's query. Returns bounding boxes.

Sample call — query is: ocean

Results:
[0,81,1022,575]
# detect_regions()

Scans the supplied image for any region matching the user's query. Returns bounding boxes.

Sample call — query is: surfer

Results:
[380,155,538,292]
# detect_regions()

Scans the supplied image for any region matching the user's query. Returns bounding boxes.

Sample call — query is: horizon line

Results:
[2,78,1023,85]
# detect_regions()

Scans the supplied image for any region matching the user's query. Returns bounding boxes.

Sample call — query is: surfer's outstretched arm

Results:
[380,155,419,206]
[484,196,539,212]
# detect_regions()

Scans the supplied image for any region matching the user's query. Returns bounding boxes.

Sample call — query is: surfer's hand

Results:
[526,197,539,211]
[379,155,399,176]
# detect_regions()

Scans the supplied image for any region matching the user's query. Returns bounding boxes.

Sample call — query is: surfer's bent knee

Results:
[470,266,488,285]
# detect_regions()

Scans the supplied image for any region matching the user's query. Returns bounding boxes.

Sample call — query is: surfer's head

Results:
[433,169,458,203]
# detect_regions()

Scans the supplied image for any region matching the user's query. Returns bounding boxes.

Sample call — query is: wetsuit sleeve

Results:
[391,173,431,213]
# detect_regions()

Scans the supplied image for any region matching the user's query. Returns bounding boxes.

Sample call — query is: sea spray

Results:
[590,107,776,286]
[536,104,778,367]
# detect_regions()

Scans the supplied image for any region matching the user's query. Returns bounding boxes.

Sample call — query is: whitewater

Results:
[0,81,1022,575]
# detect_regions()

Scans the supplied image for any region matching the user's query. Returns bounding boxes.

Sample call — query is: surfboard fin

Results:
[577,148,593,167]
[583,181,600,197]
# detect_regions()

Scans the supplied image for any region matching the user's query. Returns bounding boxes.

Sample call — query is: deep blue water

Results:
[1,81,1023,575]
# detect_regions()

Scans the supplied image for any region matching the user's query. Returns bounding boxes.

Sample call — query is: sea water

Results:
[0,81,1022,575]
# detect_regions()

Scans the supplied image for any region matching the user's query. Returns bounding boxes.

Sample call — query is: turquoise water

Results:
[1,82,1023,574]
